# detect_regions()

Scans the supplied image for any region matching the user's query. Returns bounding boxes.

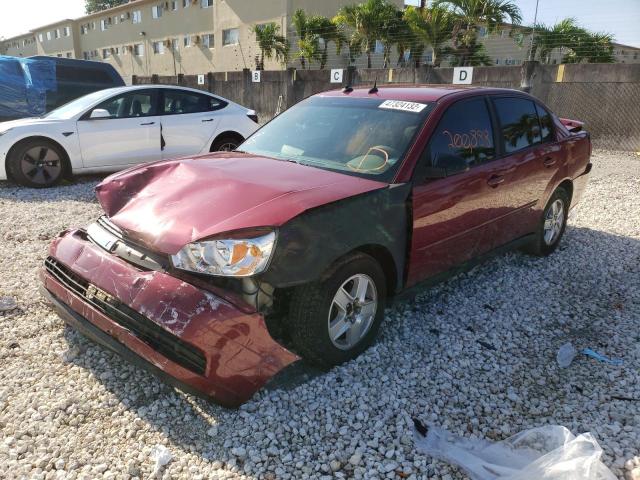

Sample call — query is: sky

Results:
[1,0,639,47]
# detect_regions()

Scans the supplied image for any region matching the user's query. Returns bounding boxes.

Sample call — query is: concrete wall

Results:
[134,62,640,151]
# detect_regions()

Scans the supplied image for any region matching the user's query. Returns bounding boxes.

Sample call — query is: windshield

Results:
[241,96,434,181]
[44,89,117,120]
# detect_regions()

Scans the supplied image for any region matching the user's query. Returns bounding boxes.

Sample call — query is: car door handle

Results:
[201,118,214,122]
[543,157,557,167]
[487,175,505,187]
[140,121,155,126]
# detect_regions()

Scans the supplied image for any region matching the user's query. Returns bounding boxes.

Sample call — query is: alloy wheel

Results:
[543,199,565,245]
[218,142,237,151]
[327,274,378,350]
[21,146,62,186]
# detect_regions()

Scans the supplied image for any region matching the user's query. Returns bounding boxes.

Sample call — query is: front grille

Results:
[45,257,206,375]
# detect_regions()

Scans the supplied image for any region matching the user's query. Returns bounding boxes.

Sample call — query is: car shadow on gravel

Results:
[55,224,639,467]
[0,175,107,202]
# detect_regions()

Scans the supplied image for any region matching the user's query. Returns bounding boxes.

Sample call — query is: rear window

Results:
[493,97,542,153]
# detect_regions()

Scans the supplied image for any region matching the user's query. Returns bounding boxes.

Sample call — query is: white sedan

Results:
[0,85,259,187]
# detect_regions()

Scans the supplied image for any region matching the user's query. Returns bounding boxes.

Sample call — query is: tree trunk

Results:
[301,57,306,70]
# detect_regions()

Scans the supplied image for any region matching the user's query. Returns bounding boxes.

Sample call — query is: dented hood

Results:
[95,152,386,254]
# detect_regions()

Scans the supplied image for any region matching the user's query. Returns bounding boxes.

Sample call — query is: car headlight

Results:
[171,231,276,277]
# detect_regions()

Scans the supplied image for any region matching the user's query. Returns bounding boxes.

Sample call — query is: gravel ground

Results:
[0,150,639,480]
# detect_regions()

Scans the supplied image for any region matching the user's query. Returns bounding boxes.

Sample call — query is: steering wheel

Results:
[347,145,398,172]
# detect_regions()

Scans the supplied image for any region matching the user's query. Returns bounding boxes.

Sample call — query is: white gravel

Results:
[0,151,639,480]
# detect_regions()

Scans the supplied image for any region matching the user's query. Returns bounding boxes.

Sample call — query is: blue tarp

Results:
[0,55,57,118]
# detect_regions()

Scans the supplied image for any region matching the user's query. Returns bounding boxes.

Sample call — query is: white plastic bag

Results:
[150,444,173,476]
[414,425,616,480]
[556,342,577,368]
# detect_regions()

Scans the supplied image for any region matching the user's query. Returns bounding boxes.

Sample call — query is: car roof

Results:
[318,85,528,103]
[90,84,223,97]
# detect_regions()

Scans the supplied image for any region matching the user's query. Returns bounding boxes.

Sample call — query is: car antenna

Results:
[368,78,378,94]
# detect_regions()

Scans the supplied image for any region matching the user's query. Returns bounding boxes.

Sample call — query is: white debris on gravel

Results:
[0,151,638,480]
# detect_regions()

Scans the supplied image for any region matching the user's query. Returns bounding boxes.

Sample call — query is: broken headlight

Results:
[171,231,276,277]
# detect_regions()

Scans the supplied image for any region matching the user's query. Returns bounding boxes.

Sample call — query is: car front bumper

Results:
[40,229,299,408]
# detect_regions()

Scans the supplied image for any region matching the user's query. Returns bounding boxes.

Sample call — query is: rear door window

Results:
[161,89,226,115]
[535,103,555,142]
[493,97,542,153]
[425,97,496,175]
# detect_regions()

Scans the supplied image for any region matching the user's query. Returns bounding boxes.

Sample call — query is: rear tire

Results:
[524,187,570,256]
[288,253,387,368]
[7,138,67,188]
[210,133,244,152]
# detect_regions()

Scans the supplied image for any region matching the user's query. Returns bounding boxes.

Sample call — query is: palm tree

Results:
[405,5,455,66]
[435,0,522,66]
[308,16,346,70]
[251,23,289,70]
[334,0,400,68]
[292,9,318,69]
[529,18,615,64]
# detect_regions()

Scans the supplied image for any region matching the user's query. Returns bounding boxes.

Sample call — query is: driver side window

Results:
[94,91,157,119]
[426,98,495,175]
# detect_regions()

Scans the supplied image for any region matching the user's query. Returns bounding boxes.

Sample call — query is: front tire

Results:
[525,186,570,256]
[288,253,387,368]
[7,138,66,188]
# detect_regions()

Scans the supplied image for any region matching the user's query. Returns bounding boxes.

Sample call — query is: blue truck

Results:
[0,55,125,122]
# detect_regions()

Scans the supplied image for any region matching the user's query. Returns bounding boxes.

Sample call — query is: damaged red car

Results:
[40,86,592,407]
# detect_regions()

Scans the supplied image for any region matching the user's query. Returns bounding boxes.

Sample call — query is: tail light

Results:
[247,113,258,124]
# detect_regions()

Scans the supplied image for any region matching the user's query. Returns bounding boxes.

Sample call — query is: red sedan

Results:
[40,86,592,407]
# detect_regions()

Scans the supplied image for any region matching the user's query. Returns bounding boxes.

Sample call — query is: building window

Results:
[153,41,165,54]
[101,19,108,31]
[183,0,189,7]
[203,33,214,48]
[91,21,96,30]
[170,1,178,11]
[54,29,60,39]
[66,52,72,58]
[132,10,142,23]
[152,5,163,18]
[83,51,89,60]
[103,48,111,58]
[134,43,144,56]
[374,40,384,54]
[63,26,70,36]
[38,33,43,42]
[46,31,52,41]
[478,26,487,37]
[183,35,191,47]
[201,0,213,7]
[222,28,239,46]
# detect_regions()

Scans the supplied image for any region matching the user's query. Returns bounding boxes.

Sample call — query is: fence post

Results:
[242,68,252,110]
[131,75,138,85]
[346,66,356,86]
[285,67,296,109]
[207,72,214,93]
[520,61,539,93]
[151,74,159,84]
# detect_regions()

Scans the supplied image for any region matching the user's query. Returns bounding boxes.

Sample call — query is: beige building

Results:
[1,0,403,79]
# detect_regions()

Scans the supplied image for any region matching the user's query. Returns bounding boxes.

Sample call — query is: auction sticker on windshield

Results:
[379,100,428,113]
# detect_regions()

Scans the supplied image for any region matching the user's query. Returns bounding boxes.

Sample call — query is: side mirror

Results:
[89,108,111,120]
